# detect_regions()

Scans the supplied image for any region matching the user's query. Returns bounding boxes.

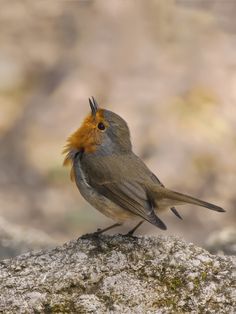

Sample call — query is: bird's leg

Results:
[94,222,122,235]
[126,221,144,236]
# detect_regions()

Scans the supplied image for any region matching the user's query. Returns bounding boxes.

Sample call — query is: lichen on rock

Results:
[0,234,235,313]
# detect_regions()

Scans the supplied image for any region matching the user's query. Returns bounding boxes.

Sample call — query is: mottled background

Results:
[0,0,235,258]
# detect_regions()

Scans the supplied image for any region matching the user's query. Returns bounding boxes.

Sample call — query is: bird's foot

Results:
[79,223,122,239]
[79,231,101,240]
[124,221,144,237]
[124,230,137,237]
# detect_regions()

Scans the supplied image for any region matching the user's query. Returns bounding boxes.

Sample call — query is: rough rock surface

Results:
[0,234,235,313]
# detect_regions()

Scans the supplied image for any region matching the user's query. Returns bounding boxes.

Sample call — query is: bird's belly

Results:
[95,201,136,222]
[78,180,135,222]
[87,194,135,222]
[73,156,138,222]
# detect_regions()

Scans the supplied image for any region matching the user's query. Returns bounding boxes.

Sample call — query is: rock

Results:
[205,226,236,256]
[0,234,235,313]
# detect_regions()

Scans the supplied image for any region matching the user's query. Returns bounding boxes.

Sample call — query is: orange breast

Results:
[63,109,105,168]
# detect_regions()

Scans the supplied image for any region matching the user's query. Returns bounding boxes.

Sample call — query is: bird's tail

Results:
[151,186,225,212]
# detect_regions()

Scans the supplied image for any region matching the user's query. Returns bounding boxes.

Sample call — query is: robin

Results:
[63,97,225,235]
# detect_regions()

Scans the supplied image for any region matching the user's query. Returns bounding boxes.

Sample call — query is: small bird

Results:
[63,97,225,235]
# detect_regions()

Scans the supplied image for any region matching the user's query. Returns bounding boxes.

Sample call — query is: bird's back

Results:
[81,151,161,186]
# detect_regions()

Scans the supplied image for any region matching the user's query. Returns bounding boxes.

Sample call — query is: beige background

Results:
[0,0,235,247]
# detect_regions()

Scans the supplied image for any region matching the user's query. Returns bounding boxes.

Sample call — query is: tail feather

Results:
[152,187,225,213]
[170,207,183,219]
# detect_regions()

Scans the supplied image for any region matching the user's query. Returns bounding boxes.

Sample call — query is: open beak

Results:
[89,97,99,116]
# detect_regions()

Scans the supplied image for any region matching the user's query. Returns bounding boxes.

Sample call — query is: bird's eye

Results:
[97,122,106,131]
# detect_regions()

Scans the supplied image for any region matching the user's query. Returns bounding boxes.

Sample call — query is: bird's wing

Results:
[93,180,167,230]
[150,173,183,219]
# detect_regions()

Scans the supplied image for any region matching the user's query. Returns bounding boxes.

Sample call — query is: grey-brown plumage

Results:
[65,98,225,234]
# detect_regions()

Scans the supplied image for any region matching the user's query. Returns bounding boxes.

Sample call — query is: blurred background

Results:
[0,0,235,259]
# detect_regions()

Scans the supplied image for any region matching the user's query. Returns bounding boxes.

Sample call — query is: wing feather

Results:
[93,180,167,230]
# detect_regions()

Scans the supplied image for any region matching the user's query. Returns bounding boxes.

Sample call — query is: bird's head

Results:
[63,97,132,169]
